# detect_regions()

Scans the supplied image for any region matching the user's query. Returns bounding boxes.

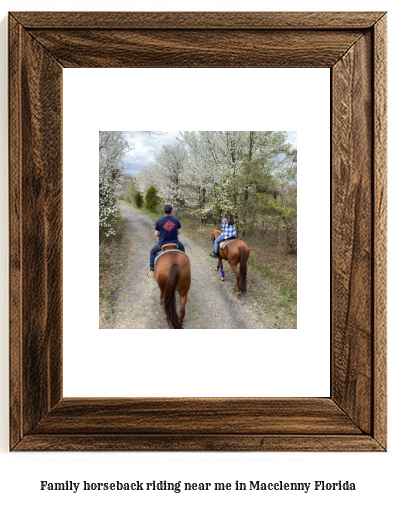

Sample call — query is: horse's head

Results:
[210,228,222,242]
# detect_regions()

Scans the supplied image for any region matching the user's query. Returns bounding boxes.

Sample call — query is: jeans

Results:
[149,241,185,270]
[213,234,225,254]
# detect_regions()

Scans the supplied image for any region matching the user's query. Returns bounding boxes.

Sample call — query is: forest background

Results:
[99,131,297,328]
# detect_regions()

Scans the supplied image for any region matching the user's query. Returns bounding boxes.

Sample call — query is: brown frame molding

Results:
[9,11,387,451]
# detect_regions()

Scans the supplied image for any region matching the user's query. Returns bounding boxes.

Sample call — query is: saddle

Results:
[161,243,179,251]
[154,247,188,266]
[219,238,236,250]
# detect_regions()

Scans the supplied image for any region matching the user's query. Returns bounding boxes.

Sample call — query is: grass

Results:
[124,199,159,219]
[247,244,297,329]
[179,215,297,329]
[99,225,129,326]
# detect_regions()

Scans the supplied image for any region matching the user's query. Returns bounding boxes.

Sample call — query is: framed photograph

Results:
[9,11,387,451]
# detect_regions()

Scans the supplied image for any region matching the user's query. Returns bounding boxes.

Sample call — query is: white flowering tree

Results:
[135,164,158,197]
[178,131,212,216]
[132,131,295,244]
[179,131,228,218]
[152,143,187,210]
[179,131,292,226]
[99,131,129,240]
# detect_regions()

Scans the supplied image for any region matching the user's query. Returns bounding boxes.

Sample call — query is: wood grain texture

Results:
[11,11,386,29]
[9,15,23,450]
[14,435,383,452]
[373,14,387,449]
[332,32,373,434]
[8,11,387,452]
[21,28,64,432]
[32,398,362,435]
[9,17,63,447]
[27,29,364,68]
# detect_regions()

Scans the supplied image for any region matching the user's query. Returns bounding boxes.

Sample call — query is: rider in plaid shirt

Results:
[221,219,237,239]
[210,209,237,258]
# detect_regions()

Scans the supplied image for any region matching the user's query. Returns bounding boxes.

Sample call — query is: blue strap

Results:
[154,249,188,266]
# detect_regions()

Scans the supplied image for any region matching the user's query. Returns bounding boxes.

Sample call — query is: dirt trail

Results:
[102,203,274,329]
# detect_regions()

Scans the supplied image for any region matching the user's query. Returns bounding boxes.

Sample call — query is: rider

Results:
[210,209,237,258]
[147,204,185,277]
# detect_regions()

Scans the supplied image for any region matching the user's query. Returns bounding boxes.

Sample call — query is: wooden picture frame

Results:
[9,11,387,451]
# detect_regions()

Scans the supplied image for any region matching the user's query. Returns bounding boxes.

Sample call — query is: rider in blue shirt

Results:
[147,204,185,277]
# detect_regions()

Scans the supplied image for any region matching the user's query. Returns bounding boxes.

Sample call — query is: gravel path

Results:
[102,203,274,329]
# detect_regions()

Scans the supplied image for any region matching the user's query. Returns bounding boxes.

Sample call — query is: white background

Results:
[0,1,395,507]
[63,68,330,397]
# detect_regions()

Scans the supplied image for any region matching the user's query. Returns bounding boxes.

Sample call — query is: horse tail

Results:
[238,246,247,293]
[164,264,182,329]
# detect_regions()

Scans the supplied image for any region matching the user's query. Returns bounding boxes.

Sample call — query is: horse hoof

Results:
[237,292,242,298]
[221,277,225,281]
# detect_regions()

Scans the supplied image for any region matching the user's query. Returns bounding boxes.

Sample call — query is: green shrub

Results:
[145,186,159,211]
[134,191,143,208]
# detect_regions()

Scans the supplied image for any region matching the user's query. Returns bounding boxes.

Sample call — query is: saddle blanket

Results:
[154,249,189,266]
[219,239,235,250]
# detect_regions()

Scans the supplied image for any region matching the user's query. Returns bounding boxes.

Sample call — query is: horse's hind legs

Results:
[179,294,187,326]
[230,262,241,294]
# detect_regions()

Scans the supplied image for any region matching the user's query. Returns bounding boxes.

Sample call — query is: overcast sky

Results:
[123,131,297,175]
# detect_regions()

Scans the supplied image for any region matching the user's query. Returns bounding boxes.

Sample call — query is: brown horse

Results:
[154,244,191,329]
[210,229,250,296]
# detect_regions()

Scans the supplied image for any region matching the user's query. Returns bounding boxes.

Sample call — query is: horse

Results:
[210,229,250,296]
[154,244,191,329]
